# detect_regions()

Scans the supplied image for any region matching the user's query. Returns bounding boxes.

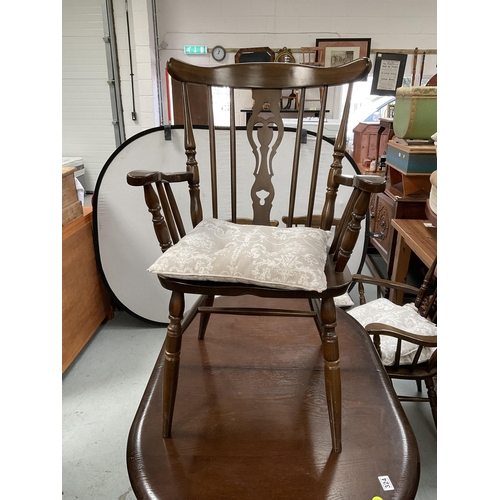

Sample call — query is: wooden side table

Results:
[390,219,437,304]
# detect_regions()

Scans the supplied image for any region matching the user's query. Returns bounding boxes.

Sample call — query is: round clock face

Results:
[212,45,226,62]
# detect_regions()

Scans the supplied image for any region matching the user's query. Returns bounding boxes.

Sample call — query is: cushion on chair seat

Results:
[334,292,354,308]
[148,218,331,292]
[348,298,436,366]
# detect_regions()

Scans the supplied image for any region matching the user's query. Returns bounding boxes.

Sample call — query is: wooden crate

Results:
[386,164,431,197]
[63,167,83,226]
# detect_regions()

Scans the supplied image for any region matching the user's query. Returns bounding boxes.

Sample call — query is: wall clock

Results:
[212,45,226,62]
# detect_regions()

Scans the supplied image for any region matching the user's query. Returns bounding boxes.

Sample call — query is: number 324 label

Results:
[378,475,395,491]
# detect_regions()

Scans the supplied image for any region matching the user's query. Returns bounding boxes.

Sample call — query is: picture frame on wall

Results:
[234,47,275,63]
[370,52,408,96]
[315,38,371,68]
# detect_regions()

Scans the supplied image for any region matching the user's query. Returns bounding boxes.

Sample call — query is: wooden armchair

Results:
[126,57,386,452]
[348,259,437,425]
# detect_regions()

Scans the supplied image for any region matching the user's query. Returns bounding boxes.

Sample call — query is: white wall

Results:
[112,0,160,137]
[62,0,118,191]
[155,0,437,60]
[133,0,437,127]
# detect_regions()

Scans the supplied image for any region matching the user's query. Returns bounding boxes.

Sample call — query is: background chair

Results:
[126,57,385,452]
[300,47,325,66]
[348,258,437,425]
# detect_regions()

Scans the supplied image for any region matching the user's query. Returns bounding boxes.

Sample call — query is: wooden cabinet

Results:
[62,207,113,373]
[369,189,428,274]
[62,167,83,226]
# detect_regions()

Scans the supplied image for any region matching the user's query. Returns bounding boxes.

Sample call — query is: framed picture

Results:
[234,47,275,63]
[315,38,371,68]
[370,52,408,96]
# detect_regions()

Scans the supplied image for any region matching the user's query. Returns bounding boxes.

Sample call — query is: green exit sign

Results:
[184,45,207,55]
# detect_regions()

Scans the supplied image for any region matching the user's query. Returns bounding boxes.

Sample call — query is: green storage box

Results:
[393,86,437,140]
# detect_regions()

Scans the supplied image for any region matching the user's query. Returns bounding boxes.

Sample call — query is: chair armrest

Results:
[352,274,421,296]
[127,169,196,249]
[333,173,386,193]
[127,170,193,186]
[365,322,437,347]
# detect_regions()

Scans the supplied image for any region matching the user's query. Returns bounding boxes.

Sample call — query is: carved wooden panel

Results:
[370,193,392,262]
[369,191,427,269]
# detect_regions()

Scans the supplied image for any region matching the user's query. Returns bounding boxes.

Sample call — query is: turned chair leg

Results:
[425,377,437,427]
[198,295,215,340]
[321,296,342,453]
[162,291,185,438]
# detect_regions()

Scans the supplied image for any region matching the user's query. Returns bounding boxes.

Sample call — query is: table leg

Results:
[389,233,412,305]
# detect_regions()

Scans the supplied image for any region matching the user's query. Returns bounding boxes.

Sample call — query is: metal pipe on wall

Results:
[125,0,137,121]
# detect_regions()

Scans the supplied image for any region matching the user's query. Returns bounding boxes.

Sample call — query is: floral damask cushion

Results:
[334,292,354,308]
[348,298,436,366]
[148,218,331,292]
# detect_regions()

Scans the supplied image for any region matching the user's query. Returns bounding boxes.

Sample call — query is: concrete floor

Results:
[62,300,437,500]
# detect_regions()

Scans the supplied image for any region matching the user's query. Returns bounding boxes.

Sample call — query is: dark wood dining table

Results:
[127,296,420,499]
